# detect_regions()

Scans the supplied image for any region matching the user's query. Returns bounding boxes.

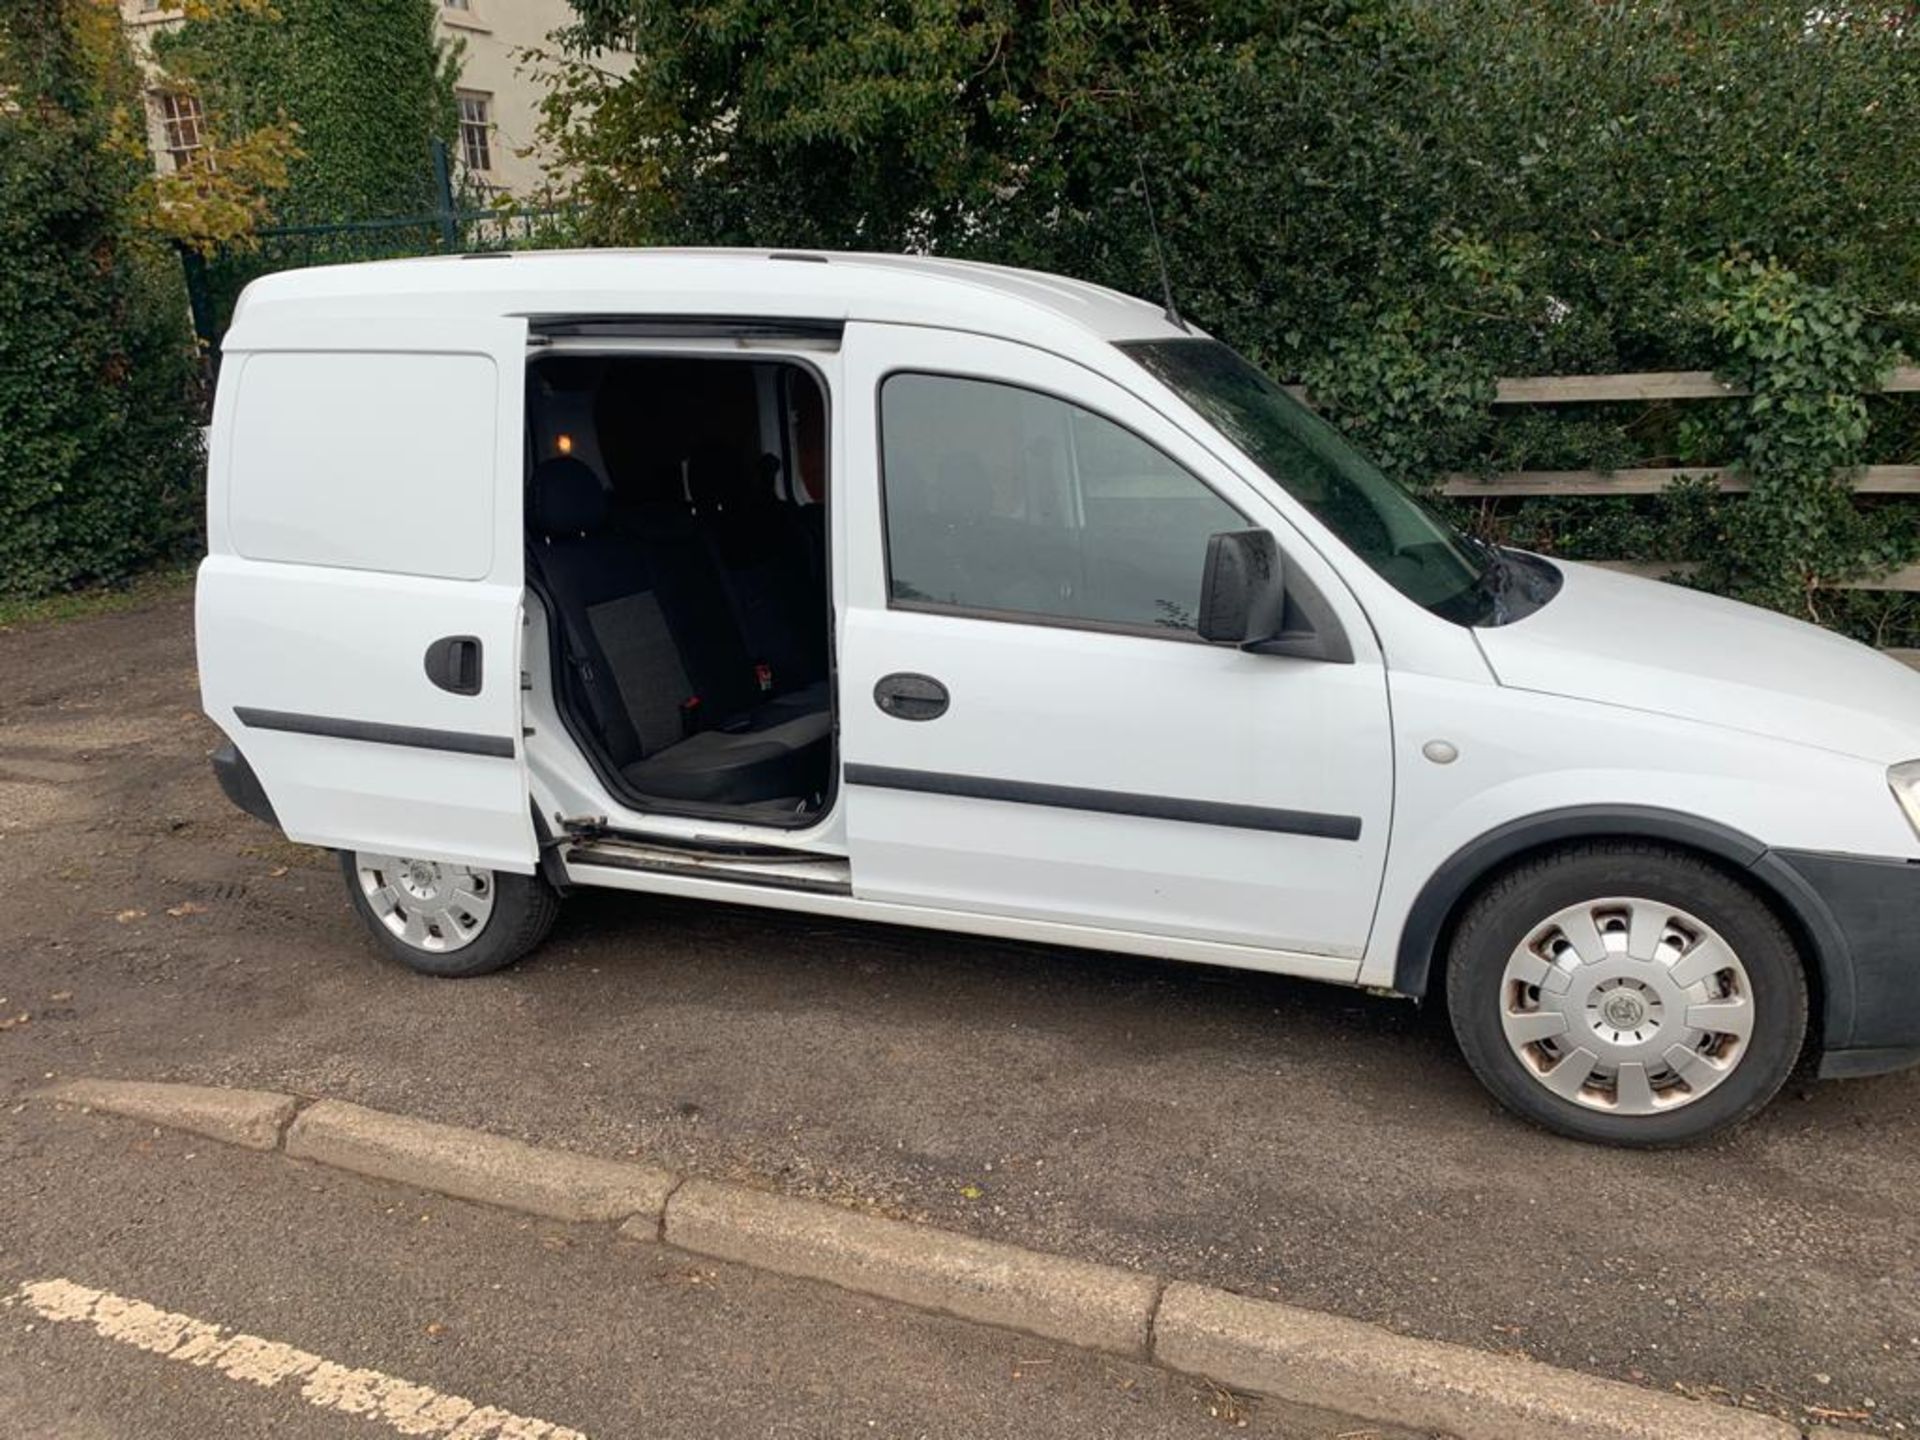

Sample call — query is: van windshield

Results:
[1122,338,1553,626]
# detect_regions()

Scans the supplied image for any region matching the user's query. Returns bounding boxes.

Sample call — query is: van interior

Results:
[523,355,832,826]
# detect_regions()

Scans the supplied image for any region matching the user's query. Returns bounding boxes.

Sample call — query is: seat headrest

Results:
[685,440,764,513]
[529,457,608,536]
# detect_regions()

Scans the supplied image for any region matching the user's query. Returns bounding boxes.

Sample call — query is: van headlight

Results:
[1892,761,1920,840]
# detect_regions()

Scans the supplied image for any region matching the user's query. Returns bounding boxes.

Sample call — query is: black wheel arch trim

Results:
[209,736,279,828]
[1393,805,1860,1052]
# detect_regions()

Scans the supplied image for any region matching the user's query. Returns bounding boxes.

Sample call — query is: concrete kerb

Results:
[41,1078,298,1152]
[1152,1282,1801,1440]
[38,1079,1816,1440]
[650,1176,1159,1358]
[284,1099,678,1227]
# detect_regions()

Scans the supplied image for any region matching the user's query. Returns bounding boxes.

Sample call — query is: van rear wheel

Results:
[339,850,558,978]
[1445,843,1806,1147]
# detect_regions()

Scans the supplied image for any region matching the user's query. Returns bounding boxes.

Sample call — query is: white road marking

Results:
[6,1278,589,1440]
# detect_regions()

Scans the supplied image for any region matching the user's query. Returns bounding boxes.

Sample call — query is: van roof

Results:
[230,248,1195,350]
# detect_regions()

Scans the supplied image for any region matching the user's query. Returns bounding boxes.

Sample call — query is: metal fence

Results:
[178,139,571,363]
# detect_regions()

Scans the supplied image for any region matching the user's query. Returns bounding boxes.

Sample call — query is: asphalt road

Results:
[2,1103,1413,1439]
[2,591,1916,1435]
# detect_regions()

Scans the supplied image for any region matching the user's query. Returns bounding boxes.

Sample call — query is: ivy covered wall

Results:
[157,0,458,225]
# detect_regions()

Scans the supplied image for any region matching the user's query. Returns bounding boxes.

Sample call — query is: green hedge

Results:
[0,0,465,603]
[0,2,202,601]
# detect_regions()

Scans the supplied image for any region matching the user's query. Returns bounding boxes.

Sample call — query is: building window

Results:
[457,91,494,173]
[155,91,206,171]
[439,0,486,31]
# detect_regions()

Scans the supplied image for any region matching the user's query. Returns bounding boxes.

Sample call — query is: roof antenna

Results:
[1134,152,1190,333]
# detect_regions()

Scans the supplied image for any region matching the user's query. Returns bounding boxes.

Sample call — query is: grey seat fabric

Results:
[621,709,832,803]
[526,456,661,767]
[526,457,830,807]
[684,441,828,692]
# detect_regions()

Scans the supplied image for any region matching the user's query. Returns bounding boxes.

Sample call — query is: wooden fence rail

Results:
[1416,365,1920,591]
[1443,464,1920,497]
[1591,560,1920,592]
[1489,366,1920,405]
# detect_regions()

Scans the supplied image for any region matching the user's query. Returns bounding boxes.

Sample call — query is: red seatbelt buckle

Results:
[754,662,774,693]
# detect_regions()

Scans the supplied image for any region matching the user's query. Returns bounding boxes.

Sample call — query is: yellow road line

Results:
[7,1278,588,1440]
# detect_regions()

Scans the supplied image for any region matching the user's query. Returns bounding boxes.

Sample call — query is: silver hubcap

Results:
[354,853,496,954]
[1499,896,1755,1115]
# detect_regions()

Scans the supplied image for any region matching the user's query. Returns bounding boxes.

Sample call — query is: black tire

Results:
[337,850,560,978]
[1444,842,1807,1147]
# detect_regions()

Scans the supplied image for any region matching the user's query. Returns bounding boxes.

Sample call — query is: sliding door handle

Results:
[425,635,484,696]
[873,672,949,721]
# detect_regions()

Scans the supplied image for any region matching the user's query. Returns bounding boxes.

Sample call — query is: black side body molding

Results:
[234,706,516,759]
[845,764,1363,840]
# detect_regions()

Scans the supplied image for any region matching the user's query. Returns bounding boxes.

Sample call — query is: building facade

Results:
[435,0,586,198]
[120,0,595,200]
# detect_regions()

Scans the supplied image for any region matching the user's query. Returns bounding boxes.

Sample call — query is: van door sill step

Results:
[563,839,851,895]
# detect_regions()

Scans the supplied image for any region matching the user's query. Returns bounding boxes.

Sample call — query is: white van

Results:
[197,249,1920,1145]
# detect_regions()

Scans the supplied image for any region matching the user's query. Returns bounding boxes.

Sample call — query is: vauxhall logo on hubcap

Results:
[1603,992,1649,1031]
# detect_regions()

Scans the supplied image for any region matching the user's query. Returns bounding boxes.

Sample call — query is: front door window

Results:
[879,373,1244,637]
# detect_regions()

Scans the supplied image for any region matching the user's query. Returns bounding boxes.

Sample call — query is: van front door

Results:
[837,324,1393,969]
[197,315,536,872]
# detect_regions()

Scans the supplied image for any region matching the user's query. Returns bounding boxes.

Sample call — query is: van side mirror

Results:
[1198,530,1287,646]
[1197,529,1353,664]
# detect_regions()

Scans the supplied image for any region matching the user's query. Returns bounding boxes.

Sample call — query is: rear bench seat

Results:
[683,440,828,698]
[526,456,830,806]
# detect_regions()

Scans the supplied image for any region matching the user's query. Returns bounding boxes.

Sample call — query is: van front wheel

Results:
[1445,843,1807,1147]
[339,850,558,978]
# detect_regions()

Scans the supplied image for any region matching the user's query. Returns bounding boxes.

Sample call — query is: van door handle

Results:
[425,635,484,696]
[873,672,949,721]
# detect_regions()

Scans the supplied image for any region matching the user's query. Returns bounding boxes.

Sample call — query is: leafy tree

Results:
[0,0,202,599]
[145,119,299,254]
[545,0,1920,636]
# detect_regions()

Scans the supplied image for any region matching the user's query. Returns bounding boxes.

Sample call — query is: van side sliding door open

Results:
[198,316,537,873]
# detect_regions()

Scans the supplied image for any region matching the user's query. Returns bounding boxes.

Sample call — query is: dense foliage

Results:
[0,0,202,599]
[157,0,459,225]
[547,0,1920,637]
